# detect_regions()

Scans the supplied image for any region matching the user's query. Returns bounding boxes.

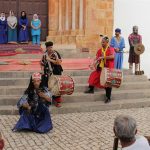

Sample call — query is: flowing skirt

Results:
[13,104,53,133]
[115,52,123,69]
[8,27,17,42]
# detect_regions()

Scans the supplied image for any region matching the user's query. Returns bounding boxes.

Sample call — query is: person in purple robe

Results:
[0,12,7,44]
[18,11,29,43]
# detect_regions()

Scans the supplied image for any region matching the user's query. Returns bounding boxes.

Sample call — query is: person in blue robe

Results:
[31,14,41,45]
[18,11,29,43]
[13,72,53,133]
[110,28,125,69]
[7,10,17,43]
[0,12,7,44]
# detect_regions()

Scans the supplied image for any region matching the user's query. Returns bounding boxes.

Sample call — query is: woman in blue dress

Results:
[31,14,41,45]
[0,12,7,44]
[13,72,53,133]
[18,11,29,43]
[7,10,17,43]
[110,28,125,69]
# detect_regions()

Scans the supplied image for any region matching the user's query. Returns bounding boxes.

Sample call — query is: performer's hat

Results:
[134,43,145,55]
[32,72,42,80]
[115,28,121,33]
[45,41,53,47]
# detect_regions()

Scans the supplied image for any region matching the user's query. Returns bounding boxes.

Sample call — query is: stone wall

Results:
[47,0,114,54]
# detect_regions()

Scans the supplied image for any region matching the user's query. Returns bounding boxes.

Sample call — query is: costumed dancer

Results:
[41,41,63,107]
[110,28,125,69]
[128,26,142,74]
[13,72,53,133]
[0,12,7,44]
[85,36,115,103]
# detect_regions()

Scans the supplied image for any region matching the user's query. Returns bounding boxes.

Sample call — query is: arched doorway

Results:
[0,0,48,41]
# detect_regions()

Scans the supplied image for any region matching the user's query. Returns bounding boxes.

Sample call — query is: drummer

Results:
[41,41,63,107]
[84,36,115,103]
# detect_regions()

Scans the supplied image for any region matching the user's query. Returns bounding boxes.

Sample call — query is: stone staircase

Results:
[0,47,150,115]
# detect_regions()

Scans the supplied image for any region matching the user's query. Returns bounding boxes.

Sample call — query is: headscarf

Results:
[7,10,17,27]
[0,13,6,21]
[21,11,27,19]
[33,14,39,21]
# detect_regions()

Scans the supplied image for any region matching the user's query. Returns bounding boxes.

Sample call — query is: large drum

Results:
[48,75,74,96]
[100,68,123,88]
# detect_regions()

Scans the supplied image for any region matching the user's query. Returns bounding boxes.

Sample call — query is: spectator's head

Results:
[101,36,109,48]
[45,41,53,52]
[133,26,138,34]
[115,28,121,36]
[114,115,137,143]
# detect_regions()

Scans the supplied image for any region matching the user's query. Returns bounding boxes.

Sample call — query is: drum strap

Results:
[45,52,53,74]
[99,45,109,68]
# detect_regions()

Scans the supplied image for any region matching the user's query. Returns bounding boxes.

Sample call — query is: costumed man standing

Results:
[13,72,53,133]
[85,36,115,103]
[0,12,7,44]
[128,26,142,74]
[110,28,125,69]
[41,41,63,107]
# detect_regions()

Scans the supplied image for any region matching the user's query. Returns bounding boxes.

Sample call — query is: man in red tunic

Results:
[85,36,115,103]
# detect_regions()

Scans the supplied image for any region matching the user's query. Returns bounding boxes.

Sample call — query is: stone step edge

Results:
[0,98,150,115]
[0,88,150,97]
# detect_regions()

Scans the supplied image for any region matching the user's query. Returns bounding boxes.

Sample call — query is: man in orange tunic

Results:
[85,36,115,103]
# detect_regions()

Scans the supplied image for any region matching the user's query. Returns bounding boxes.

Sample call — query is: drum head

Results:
[48,75,60,96]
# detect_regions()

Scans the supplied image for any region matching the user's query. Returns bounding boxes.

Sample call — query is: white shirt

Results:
[122,136,150,150]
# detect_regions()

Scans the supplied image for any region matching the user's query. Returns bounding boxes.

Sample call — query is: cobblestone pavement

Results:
[1,107,150,150]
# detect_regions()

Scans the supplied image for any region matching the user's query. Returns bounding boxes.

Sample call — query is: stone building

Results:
[1,0,114,51]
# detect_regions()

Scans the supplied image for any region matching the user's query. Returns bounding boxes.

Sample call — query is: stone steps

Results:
[0,81,149,95]
[1,98,150,115]
[0,48,90,59]
[0,69,137,78]
[0,75,148,86]
[1,89,150,105]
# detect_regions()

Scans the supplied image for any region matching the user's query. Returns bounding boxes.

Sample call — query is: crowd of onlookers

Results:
[0,11,41,45]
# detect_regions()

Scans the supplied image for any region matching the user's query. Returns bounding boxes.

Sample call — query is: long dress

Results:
[88,47,115,88]
[18,18,29,42]
[0,19,7,44]
[128,33,142,64]
[13,87,53,133]
[110,36,125,69]
[31,19,41,44]
[7,16,17,43]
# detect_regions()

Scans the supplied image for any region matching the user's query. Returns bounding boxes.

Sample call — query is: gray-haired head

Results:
[114,115,137,142]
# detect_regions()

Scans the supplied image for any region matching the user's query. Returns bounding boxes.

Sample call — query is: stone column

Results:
[79,0,83,30]
[72,0,76,30]
[58,0,62,32]
[65,0,69,31]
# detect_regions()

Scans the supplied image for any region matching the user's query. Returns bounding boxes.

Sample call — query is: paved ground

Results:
[1,107,150,150]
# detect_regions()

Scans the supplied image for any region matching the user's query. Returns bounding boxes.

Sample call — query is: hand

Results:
[115,48,119,52]
[22,102,31,111]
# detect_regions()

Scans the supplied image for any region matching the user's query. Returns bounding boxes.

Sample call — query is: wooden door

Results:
[0,0,48,41]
